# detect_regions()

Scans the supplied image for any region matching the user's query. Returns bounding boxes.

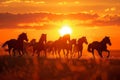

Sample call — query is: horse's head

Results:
[18,32,28,42]
[30,39,36,45]
[81,36,88,44]
[104,36,112,46]
[62,34,70,42]
[70,39,76,45]
[40,34,47,43]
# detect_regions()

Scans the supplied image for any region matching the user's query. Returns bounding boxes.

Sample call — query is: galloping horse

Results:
[64,39,76,58]
[31,34,47,56]
[53,34,70,58]
[87,36,111,58]
[45,41,54,53]
[2,33,28,56]
[75,37,88,58]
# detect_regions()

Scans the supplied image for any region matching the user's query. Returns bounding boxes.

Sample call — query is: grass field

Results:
[0,53,120,80]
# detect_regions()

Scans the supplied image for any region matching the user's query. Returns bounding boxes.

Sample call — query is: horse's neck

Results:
[17,38,24,43]
[39,38,42,42]
[70,41,75,46]
[39,37,46,43]
[39,40,45,45]
[101,40,107,46]
[61,39,67,43]
[78,40,84,45]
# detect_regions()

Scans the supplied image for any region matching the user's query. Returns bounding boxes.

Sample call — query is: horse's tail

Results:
[2,41,9,48]
[87,44,92,52]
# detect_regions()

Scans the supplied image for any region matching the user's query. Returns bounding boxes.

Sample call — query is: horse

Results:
[2,33,28,56]
[64,39,77,58]
[45,41,54,54]
[31,34,47,57]
[22,39,36,55]
[88,36,111,58]
[74,36,88,58]
[52,34,70,58]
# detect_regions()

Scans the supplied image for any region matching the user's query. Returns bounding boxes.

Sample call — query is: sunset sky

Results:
[0,0,120,50]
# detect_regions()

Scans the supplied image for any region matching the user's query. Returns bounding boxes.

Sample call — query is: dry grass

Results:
[0,54,120,80]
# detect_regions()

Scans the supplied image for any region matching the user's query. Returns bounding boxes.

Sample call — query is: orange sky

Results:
[0,0,120,50]
[0,0,120,14]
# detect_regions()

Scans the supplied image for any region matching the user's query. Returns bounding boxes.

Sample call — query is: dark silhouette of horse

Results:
[75,37,88,58]
[45,41,54,54]
[87,36,111,58]
[64,39,76,58]
[31,34,47,57]
[52,34,70,58]
[2,33,28,56]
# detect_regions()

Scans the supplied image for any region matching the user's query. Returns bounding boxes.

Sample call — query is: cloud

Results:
[83,15,120,26]
[0,12,120,30]
[105,7,116,12]
[0,0,119,14]
[0,0,46,6]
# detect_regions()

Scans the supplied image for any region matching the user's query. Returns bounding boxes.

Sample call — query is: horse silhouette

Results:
[31,34,47,56]
[52,34,70,58]
[23,40,35,55]
[75,36,88,58]
[64,39,76,58]
[45,41,54,54]
[88,36,111,58]
[2,33,28,56]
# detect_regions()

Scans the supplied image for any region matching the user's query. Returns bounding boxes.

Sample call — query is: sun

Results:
[59,25,72,36]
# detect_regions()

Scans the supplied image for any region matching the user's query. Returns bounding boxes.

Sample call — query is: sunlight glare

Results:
[59,25,72,36]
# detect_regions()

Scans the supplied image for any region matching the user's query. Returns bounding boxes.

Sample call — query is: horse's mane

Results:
[101,36,109,43]
[39,34,47,43]
[18,33,26,40]
[78,36,86,42]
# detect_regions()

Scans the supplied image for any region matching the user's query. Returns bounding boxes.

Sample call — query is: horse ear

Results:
[22,32,26,34]
[105,36,110,38]
[105,36,107,38]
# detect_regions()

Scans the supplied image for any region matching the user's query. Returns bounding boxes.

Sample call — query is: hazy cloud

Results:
[0,12,120,29]
[105,7,116,12]
[0,0,46,5]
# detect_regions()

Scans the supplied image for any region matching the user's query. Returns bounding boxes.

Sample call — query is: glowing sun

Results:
[59,25,72,36]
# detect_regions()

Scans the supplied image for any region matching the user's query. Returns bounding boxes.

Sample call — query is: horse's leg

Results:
[65,49,69,58]
[70,50,72,59]
[70,49,73,59]
[13,48,16,56]
[63,49,66,57]
[8,48,11,56]
[23,47,28,56]
[54,48,57,57]
[21,49,25,56]
[92,49,95,59]
[105,50,110,58]
[71,47,75,58]
[66,49,69,59]
[98,51,103,58]
[52,48,56,57]
[37,50,40,57]
[58,49,61,58]
[78,49,82,58]
[80,49,83,58]
[78,51,80,58]
[53,48,56,56]
[44,49,47,58]
[32,48,35,56]
[18,50,22,56]
[52,48,55,56]
[78,51,82,58]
